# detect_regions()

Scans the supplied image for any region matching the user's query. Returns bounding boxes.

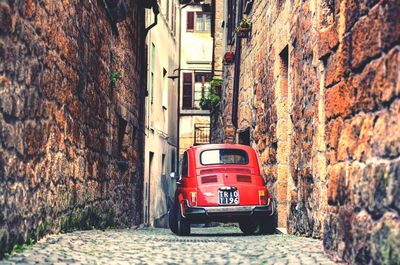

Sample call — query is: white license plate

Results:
[218,190,240,205]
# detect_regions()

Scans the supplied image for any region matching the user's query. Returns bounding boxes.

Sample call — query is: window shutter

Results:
[183,73,193,109]
[187,12,194,31]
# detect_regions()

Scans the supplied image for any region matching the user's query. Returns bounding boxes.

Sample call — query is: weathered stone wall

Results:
[213,0,400,263]
[0,0,144,256]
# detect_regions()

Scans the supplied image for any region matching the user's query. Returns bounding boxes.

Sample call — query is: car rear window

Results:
[200,149,249,165]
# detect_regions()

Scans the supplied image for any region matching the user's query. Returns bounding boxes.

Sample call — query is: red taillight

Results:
[259,190,266,205]
[190,192,197,206]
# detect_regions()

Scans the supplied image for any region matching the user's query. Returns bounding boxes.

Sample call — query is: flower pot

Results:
[237,27,251,38]
[223,52,235,64]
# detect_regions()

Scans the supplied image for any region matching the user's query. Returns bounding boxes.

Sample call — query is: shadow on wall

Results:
[153,174,174,228]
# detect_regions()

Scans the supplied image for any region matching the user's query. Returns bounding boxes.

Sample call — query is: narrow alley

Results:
[0,0,399,264]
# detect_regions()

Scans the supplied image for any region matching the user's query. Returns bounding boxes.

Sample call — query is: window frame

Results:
[187,11,211,33]
[200,149,250,166]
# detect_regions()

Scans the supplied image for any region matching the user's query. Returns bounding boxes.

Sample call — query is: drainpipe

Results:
[145,4,160,35]
[231,0,243,130]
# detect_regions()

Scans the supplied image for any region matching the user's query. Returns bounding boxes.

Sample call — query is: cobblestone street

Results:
[1,227,337,265]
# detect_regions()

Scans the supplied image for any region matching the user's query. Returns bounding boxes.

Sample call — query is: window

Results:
[200,149,249,165]
[194,73,212,108]
[181,152,188,177]
[182,72,212,109]
[171,149,176,173]
[196,13,211,32]
[238,128,251,146]
[162,154,166,176]
[187,11,211,32]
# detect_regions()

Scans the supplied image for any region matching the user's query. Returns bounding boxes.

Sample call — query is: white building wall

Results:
[143,1,180,227]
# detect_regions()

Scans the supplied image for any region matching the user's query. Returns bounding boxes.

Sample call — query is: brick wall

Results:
[213,0,399,263]
[0,0,145,256]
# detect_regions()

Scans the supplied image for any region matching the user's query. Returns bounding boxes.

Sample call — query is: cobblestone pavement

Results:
[1,226,338,265]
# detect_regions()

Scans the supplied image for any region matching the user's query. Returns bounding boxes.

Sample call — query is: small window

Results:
[162,154,166,175]
[201,149,249,165]
[181,152,189,177]
[196,13,211,32]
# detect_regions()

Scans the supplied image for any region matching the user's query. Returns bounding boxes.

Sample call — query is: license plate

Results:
[218,190,240,205]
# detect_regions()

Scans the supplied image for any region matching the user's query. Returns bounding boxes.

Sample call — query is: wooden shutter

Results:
[182,73,193,109]
[187,11,194,31]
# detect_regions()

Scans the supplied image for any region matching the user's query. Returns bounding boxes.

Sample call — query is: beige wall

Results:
[179,5,213,158]
[144,1,180,227]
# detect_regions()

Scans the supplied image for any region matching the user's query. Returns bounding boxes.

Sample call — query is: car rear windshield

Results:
[200,149,249,165]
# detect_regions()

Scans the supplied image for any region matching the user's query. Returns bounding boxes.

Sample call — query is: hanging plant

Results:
[223,51,235,65]
[235,15,252,38]
[200,78,222,110]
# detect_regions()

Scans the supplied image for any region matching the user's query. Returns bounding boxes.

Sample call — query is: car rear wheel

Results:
[168,206,178,235]
[259,199,277,235]
[177,204,191,236]
[259,215,277,235]
[239,221,258,235]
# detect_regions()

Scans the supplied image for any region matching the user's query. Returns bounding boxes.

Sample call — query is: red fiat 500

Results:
[169,144,276,236]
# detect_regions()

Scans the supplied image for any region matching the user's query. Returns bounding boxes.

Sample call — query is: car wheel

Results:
[239,221,258,235]
[177,204,191,236]
[168,205,178,235]
[259,199,278,235]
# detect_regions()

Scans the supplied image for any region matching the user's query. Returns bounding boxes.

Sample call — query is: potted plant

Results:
[223,51,235,65]
[200,78,222,110]
[235,15,252,38]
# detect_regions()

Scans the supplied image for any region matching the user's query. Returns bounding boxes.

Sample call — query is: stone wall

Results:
[0,0,145,256]
[212,0,399,263]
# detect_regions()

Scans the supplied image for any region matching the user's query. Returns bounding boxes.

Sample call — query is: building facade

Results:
[211,0,399,264]
[143,0,180,227]
[0,0,147,256]
[179,3,213,158]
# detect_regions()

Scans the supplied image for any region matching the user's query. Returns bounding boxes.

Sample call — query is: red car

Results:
[169,144,277,236]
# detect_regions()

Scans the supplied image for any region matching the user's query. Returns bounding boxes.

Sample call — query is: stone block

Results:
[325,34,351,87]
[325,81,355,120]
[317,24,339,59]
[371,212,400,265]
[380,0,400,51]
[371,100,400,158]
[351,6,381,70]
[0,3,12,35]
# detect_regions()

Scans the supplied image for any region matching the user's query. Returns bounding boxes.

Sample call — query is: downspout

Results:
[145,5,160,34]
[231,0,243,130]
[176,3,191,173]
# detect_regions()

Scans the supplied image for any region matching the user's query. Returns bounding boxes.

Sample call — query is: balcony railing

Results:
[194,124,210,146]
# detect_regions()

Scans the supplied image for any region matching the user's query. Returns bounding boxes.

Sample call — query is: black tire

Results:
[259,199,278,235]
[259,215,277,235]
[239,221,258,235]
[177,205,191,236]
[168,205,178,235]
